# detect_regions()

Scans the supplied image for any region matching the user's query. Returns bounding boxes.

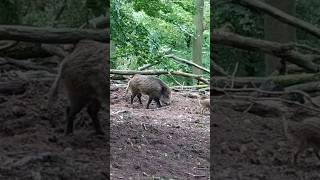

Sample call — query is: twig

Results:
[212,87,320,108]
[242,103,254,114]
[168,72,183,86]
[185,172,206,178]
[231,61,239,89]
[138,64,154,71]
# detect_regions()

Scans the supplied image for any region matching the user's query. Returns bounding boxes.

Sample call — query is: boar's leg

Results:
[154,97,162,108]
[131,93,137,104]
[137,93,143,105]
[291,142,305,165]
[65,96,87,135]
[87,98,104,135]
[146,97,153,109]
[315,150,320,161]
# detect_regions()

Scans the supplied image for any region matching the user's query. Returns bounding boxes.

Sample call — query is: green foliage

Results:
[1,0,107,27]
[86,0,108,16]
[296,0,320,46]
[0,0,20,24]
[131,0,172,17]
[111,0,210,85]
[214,2,264,76]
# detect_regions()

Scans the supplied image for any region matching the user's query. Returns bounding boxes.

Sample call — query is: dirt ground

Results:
[110,84,210,179]
[0,76,210,180]
[0,79,110,180]
[212,101,320,180]
[3,73,320,180]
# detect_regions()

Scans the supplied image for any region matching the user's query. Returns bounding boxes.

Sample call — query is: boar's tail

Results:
[47,63,63,109]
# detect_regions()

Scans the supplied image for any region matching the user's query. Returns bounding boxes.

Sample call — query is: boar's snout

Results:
[161,95,171,105]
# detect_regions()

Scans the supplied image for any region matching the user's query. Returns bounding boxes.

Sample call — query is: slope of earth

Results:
[110,86,210,179]
[212,103,320,180]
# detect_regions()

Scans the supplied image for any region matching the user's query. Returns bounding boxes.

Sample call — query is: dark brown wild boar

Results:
[125,74,171,109]
[282,116,320,164]
[48,40,109,135]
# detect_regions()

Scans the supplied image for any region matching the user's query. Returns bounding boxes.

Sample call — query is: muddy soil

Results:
[0,75,210,179]
[212,103,320,180]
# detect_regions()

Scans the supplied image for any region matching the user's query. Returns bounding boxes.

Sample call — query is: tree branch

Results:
[164,54,210,73]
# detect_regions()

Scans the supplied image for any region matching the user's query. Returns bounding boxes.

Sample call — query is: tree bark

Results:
[192,0,204,83]
[264,0,296,75]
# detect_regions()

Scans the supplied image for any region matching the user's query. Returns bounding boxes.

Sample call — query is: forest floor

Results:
[110,84,210,179]
[212,100,320,180]
[0,75,210,180]
[2,72,320,180]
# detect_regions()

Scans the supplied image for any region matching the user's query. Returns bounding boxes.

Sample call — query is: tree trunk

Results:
[192,0,204,84]
[264,0,296,75]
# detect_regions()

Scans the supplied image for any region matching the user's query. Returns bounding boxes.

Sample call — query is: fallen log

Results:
[40,44,69,58]
[212,87,320,108]
[110,69,209,84]
[0,40,18,50]
[14,70,56,81]
[0,81,26,95]
[0,57,55,73]
[212,73,320,88]
[164,54,210,73]
[211,30,320,72]
[0,42,51,59]
[285,81,320,92]
[0,25,109,43]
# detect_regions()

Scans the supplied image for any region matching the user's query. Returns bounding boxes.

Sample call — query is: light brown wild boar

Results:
[198,95,210,114]
[125,74,171,109]
[48,40,109,135]
[282,116,320,164]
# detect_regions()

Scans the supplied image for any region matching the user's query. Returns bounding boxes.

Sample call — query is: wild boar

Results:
[47,39,109,135]
[125,74,171,109]
[282,115,320,164]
